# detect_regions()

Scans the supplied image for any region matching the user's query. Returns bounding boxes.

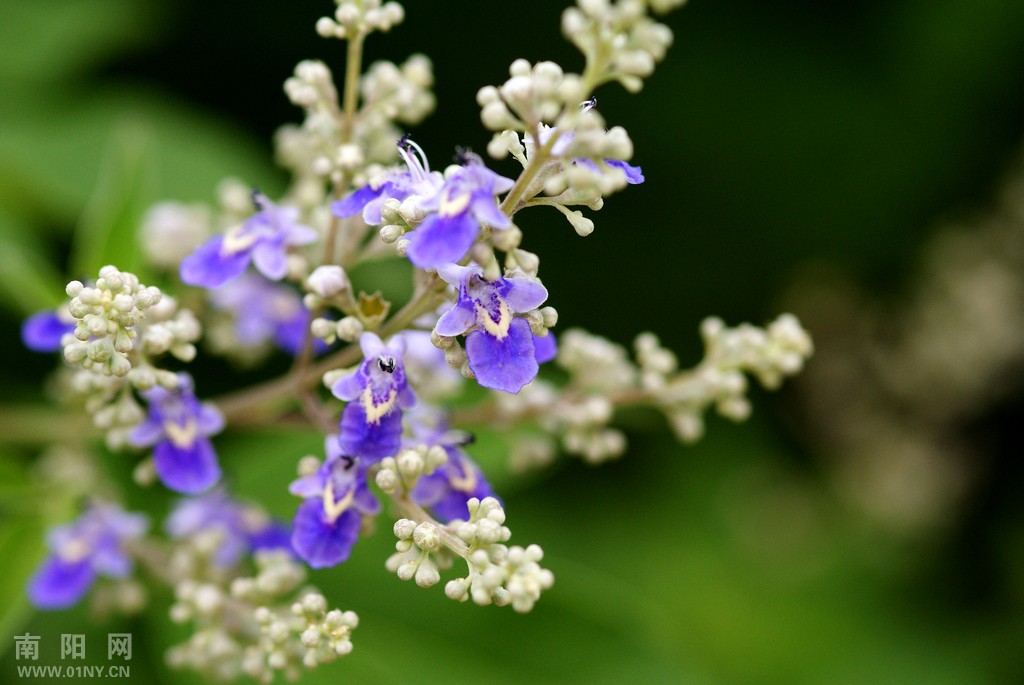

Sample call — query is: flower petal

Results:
[153,438,221,494]
[503,277,548,312]
[338,401,402,462]
[359,332,386,359]
[284,223,319,246]
[435,300,476,337]
[180,235,250,288]
[21,311,73,353]
[128,418,165,448]
[250,241,288,281]
[533,332,558,364]
[465,318,538,393]
[28,556,96,610]
[330,369,363,401]
[606,158,645,184]
[332,184,385,220]
[405,212,479,269]
[469,188,511,229]
[290,498,361,568]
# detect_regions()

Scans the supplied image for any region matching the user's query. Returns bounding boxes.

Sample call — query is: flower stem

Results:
[214,275,445,424]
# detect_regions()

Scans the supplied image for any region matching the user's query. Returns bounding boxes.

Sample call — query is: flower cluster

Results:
[18,1,812,682]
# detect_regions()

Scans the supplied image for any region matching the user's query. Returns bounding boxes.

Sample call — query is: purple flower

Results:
[28,501,148,609]
[180,192,317,288]
[578,157,645,184]
[331,333,416,461]
[435,264,549,394]
[130,374,224,494]
[405,153,514,269]
[167,490,292,567]
[21,308,75,352]
[289,437,379,568]
[408,421,496,523]
[332,136,443,225]
[209,272,324,356]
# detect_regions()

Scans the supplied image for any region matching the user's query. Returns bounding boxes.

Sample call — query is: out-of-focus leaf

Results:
[0,211,65,315]
[0,87,280,229]
[0,519,46,660]
[70,122,157,280]
[0,0,156,84]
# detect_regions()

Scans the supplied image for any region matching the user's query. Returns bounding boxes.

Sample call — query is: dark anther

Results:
[397,133,411,150]
[378,355,396,374]
[341,455,355,470]
[250,188,265,211]
[454,146,476,166]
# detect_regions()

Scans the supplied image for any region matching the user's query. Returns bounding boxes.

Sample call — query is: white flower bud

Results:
[393,519,416,540]
[412,522,441,551]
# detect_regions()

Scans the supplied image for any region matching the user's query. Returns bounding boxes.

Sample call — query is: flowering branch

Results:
[16,1,810,681]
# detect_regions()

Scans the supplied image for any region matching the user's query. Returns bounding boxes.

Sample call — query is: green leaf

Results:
[0,210,66,315]
[0,0,156,85]
[69,121,157,280]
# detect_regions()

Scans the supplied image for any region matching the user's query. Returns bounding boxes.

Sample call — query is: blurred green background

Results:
[3,0,1024,683]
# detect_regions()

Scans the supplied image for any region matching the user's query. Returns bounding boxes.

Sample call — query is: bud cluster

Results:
[374,445,448,495]
[167,550,357,682]
[657,315,814,442]
[387,498,553,612]
[442,498,554,613]
[315,0,405,41]
[562,0,676,92]
[63,266,163,379]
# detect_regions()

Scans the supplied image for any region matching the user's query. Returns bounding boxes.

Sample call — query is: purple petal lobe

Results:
[22,311,73,352]
[180,235,250,288]
[28,557,96,610]
[503,277,548,312]
[533,332,557,364]
[332,184,384,220]
[405,212,479,269]
[435,300,476,337]
[251,241,288,281]
[330,370,363,402]
[465,318,538,393]
[249,522,294,554]
[153,438,221,494]
[606,159,645,184]
[291,499,361,568]
[469,189,511,229]
[338,401,402,462]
